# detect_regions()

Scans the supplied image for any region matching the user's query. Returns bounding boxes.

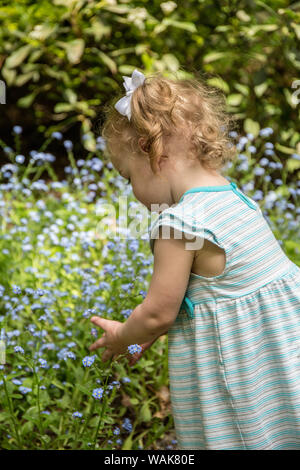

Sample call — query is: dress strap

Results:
[230,182,257,210]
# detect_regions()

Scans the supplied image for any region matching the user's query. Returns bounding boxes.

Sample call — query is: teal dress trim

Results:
[229,182,257,210]
[180,295,195,319]
[179,180,257,210]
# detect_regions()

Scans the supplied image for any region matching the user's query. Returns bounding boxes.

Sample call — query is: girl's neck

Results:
[170,166,229,205]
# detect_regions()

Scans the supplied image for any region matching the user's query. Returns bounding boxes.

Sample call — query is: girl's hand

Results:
[89,316,128,363]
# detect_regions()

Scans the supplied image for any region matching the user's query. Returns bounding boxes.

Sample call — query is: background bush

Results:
[0,0,299,172]
[0,0,300,451]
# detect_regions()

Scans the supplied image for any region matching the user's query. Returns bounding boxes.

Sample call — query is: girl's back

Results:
[150,179,300,450]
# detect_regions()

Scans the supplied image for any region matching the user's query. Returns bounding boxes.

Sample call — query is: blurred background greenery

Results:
[0,0,299,175]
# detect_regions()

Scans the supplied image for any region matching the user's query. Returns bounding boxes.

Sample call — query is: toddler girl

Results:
[89,69,300,450]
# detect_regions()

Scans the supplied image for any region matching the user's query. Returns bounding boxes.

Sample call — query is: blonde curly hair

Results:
[100,69,239,173]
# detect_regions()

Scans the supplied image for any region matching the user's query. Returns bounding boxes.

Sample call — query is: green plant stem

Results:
[1,148,15,164]
[38,136,52,152]
[22,159,35,182]
[269,152,288,187]
[2,374,22,449]
[78,398,95,441]
[66,150,79,176]
[31,365,47,449]
[92,358,114,450]
[14,134,21,154]
[71,421,80,450]
[27,345,47,450]
[70,368,89,411]
[45,162,59,181]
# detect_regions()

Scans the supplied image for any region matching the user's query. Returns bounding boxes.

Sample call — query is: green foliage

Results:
[0,127,299,450]
[0,0,299,151]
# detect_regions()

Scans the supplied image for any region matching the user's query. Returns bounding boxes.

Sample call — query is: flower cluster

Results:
[92,387,104,400]
[82,355,96,367]
[127,344,142,355]
[122,417,133,433]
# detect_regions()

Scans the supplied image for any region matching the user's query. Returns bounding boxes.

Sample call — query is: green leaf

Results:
[101,4,130,13]
[275,144,295,155]
[122,433,133,450]
[28,24,56,41]
[236,10,251,22]
[89,415,99,427]
[28,50,43,63]
[243,118,260,137]
[15,72,36,87]
[23,406,39,421]
[234,83,249,96]
[97,51,117,74]
[1,66,16,86]
[64,89,78,105]
[49,424,60,435]
[22,421,34,434]
[76,383,91,396]
[247,24,278,36]
[85,19,110,41]
[0,411,11,422]
[291,22,300,40]
[285,240,300,252]
[203,52,227,63]
[83,133,96,152]
[44,65,69,83]
[64,39,85,64]
[54,103,74,113]
[42,435,51,445]
[130,398,139,405]
[57,394,70,409]
[5,45,33,69]
[226,93,243,106]
[51,379,65,391]
[162,53,180,72]
[207,77,230,94]
[165,20,197,33]
[254,82,269,97]
[287,158,300,172]
[140,402,152,422]
[74,367,84,382]
[17,92,37,108]
[283,88,298,109]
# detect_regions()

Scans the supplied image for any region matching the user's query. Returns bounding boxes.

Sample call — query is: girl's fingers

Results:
[90,316,107,329]
[129,352,142,365]
[89,334,106,351]
[103,349,119,362]
[102,352,110,362]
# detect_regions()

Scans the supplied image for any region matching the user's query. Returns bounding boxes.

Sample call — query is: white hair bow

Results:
[114,69,146,121]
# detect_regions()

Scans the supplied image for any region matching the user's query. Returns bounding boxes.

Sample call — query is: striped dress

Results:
[149,179,300,450]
